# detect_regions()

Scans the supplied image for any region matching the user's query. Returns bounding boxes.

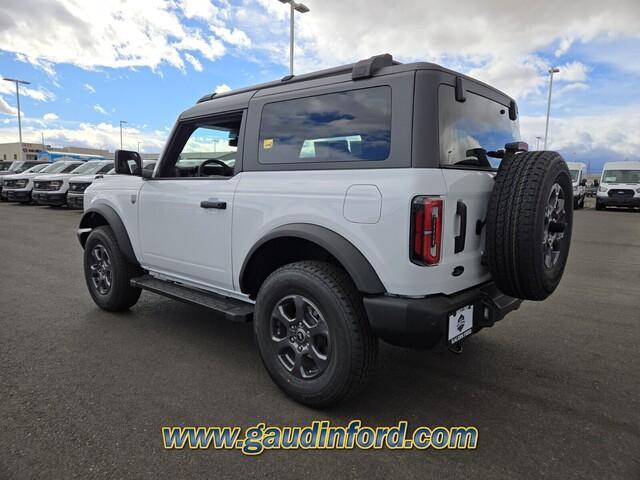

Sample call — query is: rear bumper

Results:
[32,191,66,206]
[6,190,31,202]
[597,196,640,207]
[67,193,84,209]
[363,282,522,348]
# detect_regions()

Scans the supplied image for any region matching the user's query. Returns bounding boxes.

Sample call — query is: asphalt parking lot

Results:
[0,199,638,479]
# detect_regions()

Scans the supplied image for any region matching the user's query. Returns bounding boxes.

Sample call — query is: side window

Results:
[97,164,113,174]
[158,114,242,178]
[258,86,391,164]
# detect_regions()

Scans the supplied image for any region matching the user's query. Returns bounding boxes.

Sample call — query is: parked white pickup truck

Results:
[78,54,573,406]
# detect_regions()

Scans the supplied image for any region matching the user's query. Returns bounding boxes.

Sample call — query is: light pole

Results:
[278,0,310,75]
[543,67,560,150]
[3,77,30,161]
[535,136,542,150]
[137,141,142,153]
[119,120,128,150]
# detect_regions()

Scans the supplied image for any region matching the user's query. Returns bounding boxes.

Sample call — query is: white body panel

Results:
[232,168,492,297]
[137,178,239,292]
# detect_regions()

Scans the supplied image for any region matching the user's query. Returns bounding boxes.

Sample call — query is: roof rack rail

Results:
[352,53,395,80]
[195,54,399,103]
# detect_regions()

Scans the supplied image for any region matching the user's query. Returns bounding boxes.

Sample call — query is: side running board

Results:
[130,275,254,322]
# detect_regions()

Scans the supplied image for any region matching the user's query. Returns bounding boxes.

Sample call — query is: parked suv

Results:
[0,160,47,200]
[32,160,113,207]
[1,163,49,201]
[78,54,573,406]
[3,160,83,203]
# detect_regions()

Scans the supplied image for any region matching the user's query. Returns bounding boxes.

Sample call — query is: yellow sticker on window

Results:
[263,138,274,149]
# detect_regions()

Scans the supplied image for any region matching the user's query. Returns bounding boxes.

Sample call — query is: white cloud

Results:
[520,108,640,161]
[212,26,251,48]
[556,62,589,83]
[185,53,203,72]
[83,83,95,93]
[214,83,231,93]
[42,112,59,121]
[0,120,168,152]
[0,0,244,73]
[0,96,18,115]
[94,104,108,115]
[242,0,639,99]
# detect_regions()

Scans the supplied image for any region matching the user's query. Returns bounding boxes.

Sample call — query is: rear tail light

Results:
[410,196,443,265]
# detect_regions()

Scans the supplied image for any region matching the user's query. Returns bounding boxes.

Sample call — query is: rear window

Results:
[259,86,391,164]
[439,85,519,169]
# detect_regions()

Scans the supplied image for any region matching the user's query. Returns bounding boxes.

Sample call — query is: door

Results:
[138,112,244,292]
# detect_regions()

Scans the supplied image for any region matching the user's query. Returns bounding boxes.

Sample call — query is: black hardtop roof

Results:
[193,54,515,108]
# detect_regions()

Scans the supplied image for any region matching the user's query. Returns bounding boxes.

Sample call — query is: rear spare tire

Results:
[486,151,573,300]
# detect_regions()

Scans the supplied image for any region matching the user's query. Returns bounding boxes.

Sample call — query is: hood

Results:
[5,171,46,181]
[601,182,639,190]
[34,173,77,182]
[69,174,100,183]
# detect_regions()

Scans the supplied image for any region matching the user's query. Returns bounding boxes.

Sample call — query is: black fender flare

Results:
[78,204,138,265]
[239,223,386,295]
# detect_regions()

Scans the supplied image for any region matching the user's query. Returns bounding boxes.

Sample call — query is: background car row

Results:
[0,159,156,209]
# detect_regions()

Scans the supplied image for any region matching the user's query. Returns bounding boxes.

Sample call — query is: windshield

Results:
[602,169,640,184]
[70,161,109,175]
[439,85,520,169]
[41,162,80,174]
[8,161,26,172]
[24,164,48,174]
[570,170,579,182]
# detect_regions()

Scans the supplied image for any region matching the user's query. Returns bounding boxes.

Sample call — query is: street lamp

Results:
[137,141,142,153]
[3,77,30,161]
[543,67,560,150]
[119,120,128,149]
[278,0,310,75]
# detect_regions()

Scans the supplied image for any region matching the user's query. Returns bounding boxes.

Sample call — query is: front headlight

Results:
[49,180,63,190]
[598,186,608,192]
[636,188,640,194]
[15,179,28,188]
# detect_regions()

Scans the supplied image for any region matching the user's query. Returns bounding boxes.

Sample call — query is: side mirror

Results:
[580,178,587,186]
[115,150,142,175]
[141,167,153,179]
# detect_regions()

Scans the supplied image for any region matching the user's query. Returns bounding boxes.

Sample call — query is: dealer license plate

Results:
[448,304,473,344]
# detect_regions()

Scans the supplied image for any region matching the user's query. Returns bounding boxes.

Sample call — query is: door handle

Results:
[200,199,227,209]
[454,200,467,253]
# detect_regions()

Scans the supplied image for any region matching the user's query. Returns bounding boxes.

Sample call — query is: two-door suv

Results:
[78,54,573,406]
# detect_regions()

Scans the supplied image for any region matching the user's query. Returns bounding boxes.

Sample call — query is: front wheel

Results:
[83,226,142,311]
[254,261,377,407]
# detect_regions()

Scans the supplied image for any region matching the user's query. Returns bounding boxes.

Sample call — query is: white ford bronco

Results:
[78,54,573,406]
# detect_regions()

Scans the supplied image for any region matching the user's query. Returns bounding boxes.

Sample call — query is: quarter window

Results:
[259,86,392,164]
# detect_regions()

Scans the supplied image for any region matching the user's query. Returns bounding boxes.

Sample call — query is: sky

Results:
[0,0,639,173]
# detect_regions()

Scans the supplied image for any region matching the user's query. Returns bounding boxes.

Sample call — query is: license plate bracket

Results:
[448,304,474,344]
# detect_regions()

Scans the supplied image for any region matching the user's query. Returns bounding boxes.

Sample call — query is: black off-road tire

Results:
[486,151,573,301]
[83,226,142,311]
[254,261,378,408]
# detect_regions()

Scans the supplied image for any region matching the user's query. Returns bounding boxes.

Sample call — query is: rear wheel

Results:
[486,151,573,300]
[254,261,377,407]
[83,226,142,311]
